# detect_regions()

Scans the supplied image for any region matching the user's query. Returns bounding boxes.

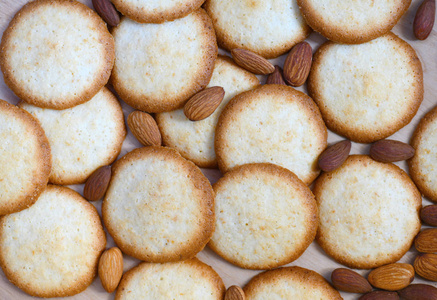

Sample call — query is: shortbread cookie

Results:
[0,185,106,298]
[215,84,327,185]
[0,0,114,109]
[0,99,51,215]
[156,55,259,168]
[244,266,342,299]
[209,163,318,269]
[308,33,423,143]
[111,9,217,113]
[19,87,126,185]
[102,146,214,262]
[314,155,421,269]
[297,0,411,44]
[204,0,311,59]
[115,258,225,299]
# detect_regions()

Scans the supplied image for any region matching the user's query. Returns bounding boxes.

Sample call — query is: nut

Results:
[184,86,225,121]
[224,285,245,300]
[421,205,437,226]
[92,0,120,27]
[283,41,312,87]
[369,139,415,162]
[265,65,286,85]
[330,268,372,293]
[359,291,399,300]
[231,48,275,75]
[414,253,437,281]
[98,247,123,293]
[127,111,162,147]
[367,263,414,291]
[398,284,437,300]
[318,140,351,172]
[415,228,437,253]
[413,0,436,40]
[83,165,111,201]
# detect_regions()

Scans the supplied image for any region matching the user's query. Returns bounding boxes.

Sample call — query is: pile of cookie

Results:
[0,0,435,299]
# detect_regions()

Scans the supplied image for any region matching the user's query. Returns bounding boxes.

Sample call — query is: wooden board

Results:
[0,1,436,299]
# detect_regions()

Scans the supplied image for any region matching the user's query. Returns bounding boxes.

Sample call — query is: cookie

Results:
[0,0,114,109]
[215,84,327,185]
[102,146,215,262]
[314,155,421,269]
[155,55,260,168]
[308,32,423,143]
[111,9,217,113]
[19,87,126,185]
[0,185,106,298]
[115,258,225,299]
[204,0,311,59]
[244,266,342,299]
[0,99,51,215]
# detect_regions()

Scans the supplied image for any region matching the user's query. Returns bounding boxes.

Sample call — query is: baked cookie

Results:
[297,0,411,44]
[314,155,421,269]
[204,0,311,59]
[308,32,423,143]
[111,9,217,113]
[102,146,214,262]
[155,55,260,168]
[0,185,106,298]
[0,0,114,109]
[115,258,225,299]
[0,99,51,215]
[19,87,126,185]
[215,84,327,185]
[244,266,342,299]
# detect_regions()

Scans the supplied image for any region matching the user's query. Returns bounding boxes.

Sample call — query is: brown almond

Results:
[98,247,123,293]
[184,86,225,121]
[359,291,399,300]
[224,285,245,300]
[415,228,437,253]
[369,139,415,162]
[83,165,111,201]
[414,253,437,281]
[231,48,275,75]
[421,205,437,226]
[92,0,120,27]
[413,0,436,40]
[127,111,162,146]
[283,41,312,87]
[265,65,286,85]
[331,268,372,293]
[318,140,351,172]
[367,263,414,291]
[398,284,437,300]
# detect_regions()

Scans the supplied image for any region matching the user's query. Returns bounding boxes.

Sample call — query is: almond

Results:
[283,41,312,87]
[367,263,414,291]
[231,48,275,75]
[421,205,437,226]
[224,285,245,300]
[413,0,436,40]
[398,284,437,300]
[331,268,372,293]
[127,111,162,146]
[98,247,123,293]
[92,0,120,27]
[359,291,399,300]
[318,140,351,172]
[183,86,225,121]
[265,65,286,85]
[415,228,437,253]
[414,253,437,281]
[369,139,415,162]
[83,165,111,201]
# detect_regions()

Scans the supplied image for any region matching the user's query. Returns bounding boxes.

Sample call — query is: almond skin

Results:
[413,0,436,40]
[369,139,415,162]
[359,291,399,300]
[184,86,225,121]
[414,253,437,281]
[421,205,437,226]
[231,49,275,75]
[265,66,286,85]
[415,228,437,253]
[127,111,162,146]
[318,140,351,172]
[331,268,372,293]
[83,165,111,201]
[92,0,120,27]
[283,41,312,87]
[225,285,245,300]
[398,284,437,300]
[367,263,414,291]
[98,247,123,293]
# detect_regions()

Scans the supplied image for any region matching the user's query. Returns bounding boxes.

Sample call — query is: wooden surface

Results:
[0,1,436,299]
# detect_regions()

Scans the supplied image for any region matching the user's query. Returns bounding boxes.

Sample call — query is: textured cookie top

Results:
[0,99,51,215]
[314,155,421,269]
[308,33,423,143]
[0,185,106,298]
[204,0,310,58]
[209,163,318,269]
[102,146,214,262]
[111,9,217,113]
[115,258,225,299]
[0,0,114,109]
[215,84,327,185]
[156,55,259,168]
[19,87,126,185]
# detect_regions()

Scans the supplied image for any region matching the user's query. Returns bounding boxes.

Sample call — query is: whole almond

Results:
[369,139,415,162]
[414,253,437,281]
[83,165,111,201]
[331,268,372,293]
[421,205,437,226]
[318,140,351,172]
[184,86,225,121]
[415,228,437,253]
[225,285,245,300]
[98,247,123,293]
[265,65,286,85]
[231,49,275,75]
[367,263,414,291]
[92,0,120,27]
[359,291,399,300]
[283,41,312,87]
[413,0,436,40]
[127,111,162,146]
[398,284,437,300]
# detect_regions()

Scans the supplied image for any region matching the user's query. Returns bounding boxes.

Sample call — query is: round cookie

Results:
[308,32,423,143]
[19,87,126,185]
[115,258,225,299]
[297,0,411,44]
[209,163,318,270]
[156,55,260,168]
[0,99,51,215]
[243,266,342,299]
[215,84,327,185]
[0,185,106,298]
[111,9,217,113]
[0,0,114,109]
[102,146,215,262]
[204,0,311,59]
[314,155,421,269]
